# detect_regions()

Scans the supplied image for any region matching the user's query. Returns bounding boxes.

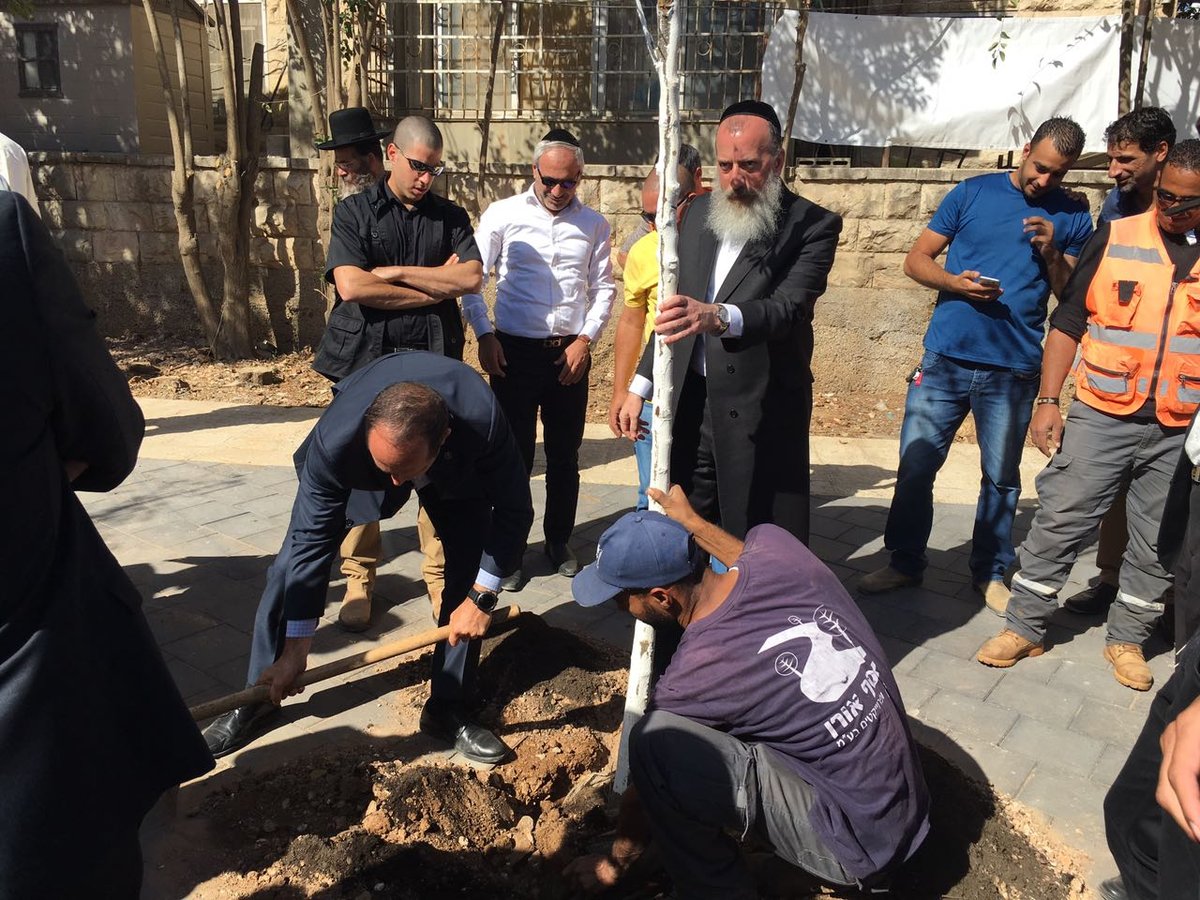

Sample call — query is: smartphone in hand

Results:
[977,276,1001,289]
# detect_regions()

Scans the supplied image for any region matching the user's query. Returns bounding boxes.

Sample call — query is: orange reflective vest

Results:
[1076,209,1200,427]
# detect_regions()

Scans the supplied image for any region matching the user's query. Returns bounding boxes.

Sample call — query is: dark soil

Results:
[158,621,1087,900]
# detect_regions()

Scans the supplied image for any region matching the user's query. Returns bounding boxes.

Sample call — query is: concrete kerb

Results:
[92,396,1178,889]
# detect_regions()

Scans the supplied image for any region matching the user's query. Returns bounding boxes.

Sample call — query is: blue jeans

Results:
[633,400,653,511]
[884,350,1040,583]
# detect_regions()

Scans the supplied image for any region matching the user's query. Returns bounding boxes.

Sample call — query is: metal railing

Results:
[369,0,785,122]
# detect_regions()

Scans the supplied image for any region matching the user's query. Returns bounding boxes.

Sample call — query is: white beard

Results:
[338,172,376,200]
[706,170,784,245]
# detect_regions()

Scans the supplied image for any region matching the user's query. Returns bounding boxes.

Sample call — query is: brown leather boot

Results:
[976,629,1044,668]
[338,577,372,632]
[1103,643,1152,691]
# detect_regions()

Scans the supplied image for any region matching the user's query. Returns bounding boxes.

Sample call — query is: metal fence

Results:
[369,0,786,122]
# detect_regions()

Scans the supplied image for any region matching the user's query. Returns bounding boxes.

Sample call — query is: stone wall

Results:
[28,153,1115,393]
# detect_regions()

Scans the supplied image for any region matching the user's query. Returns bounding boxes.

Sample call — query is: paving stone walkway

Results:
[93,398,1179,892]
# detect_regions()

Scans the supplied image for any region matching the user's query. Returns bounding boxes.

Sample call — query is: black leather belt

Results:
[497,332,578,349]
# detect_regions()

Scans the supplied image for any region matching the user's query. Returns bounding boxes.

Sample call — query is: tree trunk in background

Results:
[782,4,809,167]
[139,0,222,351]
[1118,0,1135,114]
[615,0,684,797]
[1134,0,1154,109]
[477,0,509,210]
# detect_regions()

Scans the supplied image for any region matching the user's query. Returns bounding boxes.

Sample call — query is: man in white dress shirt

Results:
[463,128,616,587]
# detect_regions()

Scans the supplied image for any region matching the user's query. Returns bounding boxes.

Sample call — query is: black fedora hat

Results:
[315,107,392,151]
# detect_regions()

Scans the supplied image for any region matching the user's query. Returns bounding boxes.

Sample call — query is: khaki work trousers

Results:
[339,506,445,619]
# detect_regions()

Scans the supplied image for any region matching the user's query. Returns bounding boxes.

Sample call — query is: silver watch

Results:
[714,303,731,335]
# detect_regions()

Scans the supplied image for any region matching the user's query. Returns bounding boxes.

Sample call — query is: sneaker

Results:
[1063,581,1118,615]
[976,629,1044,668]
[1103,643,1153,691]
[338,577,372,632]
[858,565,921,594]
[975,580,1010,616]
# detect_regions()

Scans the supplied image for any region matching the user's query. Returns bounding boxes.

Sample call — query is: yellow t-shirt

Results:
[622,230,660,348]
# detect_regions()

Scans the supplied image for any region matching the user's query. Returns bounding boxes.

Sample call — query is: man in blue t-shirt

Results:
[860,117,1093,616]
[564,486,930,899]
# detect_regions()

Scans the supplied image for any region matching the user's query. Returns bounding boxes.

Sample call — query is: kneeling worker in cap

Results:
[565,486,930,898]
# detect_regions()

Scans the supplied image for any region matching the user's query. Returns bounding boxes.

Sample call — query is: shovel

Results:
[189,605,523,721]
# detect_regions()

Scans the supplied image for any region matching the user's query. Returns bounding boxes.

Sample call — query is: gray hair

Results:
[533,140,585,168]
[392,116,443,155]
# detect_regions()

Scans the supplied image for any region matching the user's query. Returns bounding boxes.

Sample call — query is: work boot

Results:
[1063,581,1118,615]
[975,580,1010,616]
[976,629,1044,668]
[858,565,921,594]
[338,577,372,632]
[1104,642,1153,691]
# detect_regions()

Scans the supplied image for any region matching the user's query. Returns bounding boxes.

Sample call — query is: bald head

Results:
[392,116,443,155]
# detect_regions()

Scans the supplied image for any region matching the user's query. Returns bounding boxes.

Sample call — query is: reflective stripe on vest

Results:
[1106,243,1163,264]
[1078,209,1200,427]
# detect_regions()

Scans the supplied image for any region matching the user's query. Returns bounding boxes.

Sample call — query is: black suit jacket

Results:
[279,352,533,621]
[636,187,842,538]
[0,192,212,893]
[1161,415,1200,651]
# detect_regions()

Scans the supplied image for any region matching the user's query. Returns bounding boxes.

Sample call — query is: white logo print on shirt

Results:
[757,607,867,703]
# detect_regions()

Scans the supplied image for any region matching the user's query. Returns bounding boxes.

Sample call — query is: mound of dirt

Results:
[162,622,1089,899]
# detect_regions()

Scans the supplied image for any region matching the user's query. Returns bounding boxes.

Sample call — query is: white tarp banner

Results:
[761,12,1199,152]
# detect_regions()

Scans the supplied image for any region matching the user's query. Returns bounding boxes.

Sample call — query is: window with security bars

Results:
[16,23,62,98]
[373,0,785,122]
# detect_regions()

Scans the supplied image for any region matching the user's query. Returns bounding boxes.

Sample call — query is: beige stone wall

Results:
[28,153,1114,393]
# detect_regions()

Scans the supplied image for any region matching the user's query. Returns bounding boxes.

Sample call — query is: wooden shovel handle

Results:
[188,605,522,721]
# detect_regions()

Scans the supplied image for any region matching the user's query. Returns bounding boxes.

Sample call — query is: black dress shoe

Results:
[201,702,277,758]
[500,568,524,593]
[419,700,511,765]
[1097,877,1128,900]
[1063,581,1118,615]
[545,542,579,577]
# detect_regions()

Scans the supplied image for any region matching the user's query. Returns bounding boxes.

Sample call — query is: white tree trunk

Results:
[615,0,684,795]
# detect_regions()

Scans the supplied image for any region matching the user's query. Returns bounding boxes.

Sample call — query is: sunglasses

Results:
[536,166,579,191]
[639,194,695,228]
[1156,187,1200,208]
[405,156,445,177]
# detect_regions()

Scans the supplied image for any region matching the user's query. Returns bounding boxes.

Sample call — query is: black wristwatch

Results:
[468,586,499,614]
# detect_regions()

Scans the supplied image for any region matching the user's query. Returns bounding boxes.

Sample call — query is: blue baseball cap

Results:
[572,511,700,607]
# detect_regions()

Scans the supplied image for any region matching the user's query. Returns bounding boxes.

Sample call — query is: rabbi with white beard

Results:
[617,99,842,545]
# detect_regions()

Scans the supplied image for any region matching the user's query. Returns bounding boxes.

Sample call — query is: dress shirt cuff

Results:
[580,322,603,343]
[629,374,653,401]
[721,303,745,338]
[462,296,494,339]
[286,618,319,639]
[475,568,502,592]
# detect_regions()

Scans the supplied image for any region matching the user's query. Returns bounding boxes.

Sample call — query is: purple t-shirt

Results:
[651,525,930,878]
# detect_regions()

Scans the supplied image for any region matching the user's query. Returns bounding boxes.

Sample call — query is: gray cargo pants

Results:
[1007,402,1183,647]
[629,709,858,899]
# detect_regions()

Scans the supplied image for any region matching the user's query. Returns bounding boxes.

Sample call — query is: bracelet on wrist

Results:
[1034,397,1060,406]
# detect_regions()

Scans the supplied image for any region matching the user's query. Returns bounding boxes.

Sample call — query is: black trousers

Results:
[490,332,589,546]
[1104,633,1200,899]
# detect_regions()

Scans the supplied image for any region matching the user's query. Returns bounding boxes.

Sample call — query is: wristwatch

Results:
[714,303,731,335]
[468,586,499,614]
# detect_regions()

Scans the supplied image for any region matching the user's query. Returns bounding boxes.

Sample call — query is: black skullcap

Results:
[542,128,580,147]
[719,100,781,134]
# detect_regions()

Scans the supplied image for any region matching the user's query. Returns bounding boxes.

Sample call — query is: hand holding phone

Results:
[977,276,1001,289]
